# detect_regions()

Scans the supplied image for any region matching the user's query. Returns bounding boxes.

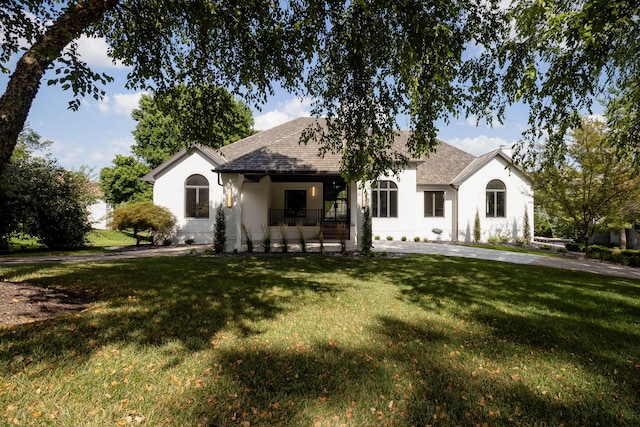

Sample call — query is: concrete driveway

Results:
[373,240,640,280]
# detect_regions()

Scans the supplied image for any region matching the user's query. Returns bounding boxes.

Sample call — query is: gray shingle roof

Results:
[145,117,519,185]
[215,117,342,173]
[415,141,477,185]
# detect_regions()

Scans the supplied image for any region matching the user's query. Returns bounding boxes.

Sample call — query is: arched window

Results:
[372,180,398,218]
[185,174,209,218]
[486,179,506,218]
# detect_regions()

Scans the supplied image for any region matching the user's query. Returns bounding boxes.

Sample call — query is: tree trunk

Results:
[619,227,627,249]
[0,0,119,176]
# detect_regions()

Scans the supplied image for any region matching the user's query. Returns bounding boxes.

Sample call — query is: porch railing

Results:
[268,209,350,226]
[269,209,322,226]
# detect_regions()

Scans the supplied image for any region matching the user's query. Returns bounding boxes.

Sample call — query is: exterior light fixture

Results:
[311,185,317,197]
[226,187,232,208]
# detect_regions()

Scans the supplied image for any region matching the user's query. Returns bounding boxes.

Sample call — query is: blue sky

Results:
[1,35,531,177]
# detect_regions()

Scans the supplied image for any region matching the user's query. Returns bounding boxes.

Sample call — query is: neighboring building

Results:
[87,184,112,230]
[143,118,533,250]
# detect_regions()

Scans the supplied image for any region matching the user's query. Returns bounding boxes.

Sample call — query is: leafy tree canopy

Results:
[533,117,640,245]
[491,0,640,167]
[0,127,95,250]
[132,85,255,169]
[0,0,507,182]
[99,154,152,206]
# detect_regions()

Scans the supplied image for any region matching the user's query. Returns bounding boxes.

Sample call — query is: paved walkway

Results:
[2,241,640,280]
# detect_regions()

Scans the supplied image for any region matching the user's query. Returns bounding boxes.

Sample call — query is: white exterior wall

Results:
[415,185,455,241]
[152,151,223,244]
[370,167,419,241]
[456,157,533,242]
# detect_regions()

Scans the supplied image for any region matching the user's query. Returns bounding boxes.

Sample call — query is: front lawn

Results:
[1,255,638,426]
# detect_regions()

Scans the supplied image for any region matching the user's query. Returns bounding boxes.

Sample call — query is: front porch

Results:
[223,172,361,251]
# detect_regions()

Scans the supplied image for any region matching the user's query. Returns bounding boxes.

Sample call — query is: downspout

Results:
[450,184,459,242]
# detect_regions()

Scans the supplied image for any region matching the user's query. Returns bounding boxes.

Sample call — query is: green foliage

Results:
[131,86,255,169]
[0,134,94,250]
[278,224,289,253]
[213,204,226,254]
[242,224,253,253]
[1,0,507,181]
[491,0,640,167]
[296,225,306,254]
[360,205,372,254]
[522,207,531,244]
[99,155,152,206]
[261,224,272,254]
[2,255,640,425]
[473,210,481,243]
[533,118,640,246]
[111,201,176,246]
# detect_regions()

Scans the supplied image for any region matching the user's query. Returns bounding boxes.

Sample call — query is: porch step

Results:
[321,223,349,240]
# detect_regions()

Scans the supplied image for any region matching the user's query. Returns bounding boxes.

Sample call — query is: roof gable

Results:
[142,145,224,182]
[451,149,530,186]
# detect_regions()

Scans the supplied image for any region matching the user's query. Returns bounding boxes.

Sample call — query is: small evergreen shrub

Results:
[386,236,393,241]
[565,242,584,252]
[213,203,226,254]
[185,238,195,245]
[401,236,407,241]
[473,210,481,243]
[374,235,380,240]
[413,236,420,242]
[202,247,214,256]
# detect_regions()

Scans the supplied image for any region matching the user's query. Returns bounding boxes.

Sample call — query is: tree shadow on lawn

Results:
[0,256,352,376]
[1,254,639,425]
[189,315,635,426]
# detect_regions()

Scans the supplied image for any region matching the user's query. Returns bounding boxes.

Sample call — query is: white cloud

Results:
[76,35,127,69]
[254,97,314,130]
[447,135,514,156]
[96,91,146,116]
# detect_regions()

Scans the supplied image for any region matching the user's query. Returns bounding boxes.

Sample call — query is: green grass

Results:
[1,255,639,426]
[4,230,150,256]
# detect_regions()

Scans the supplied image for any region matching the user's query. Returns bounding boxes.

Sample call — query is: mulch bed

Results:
[0,281,95,327]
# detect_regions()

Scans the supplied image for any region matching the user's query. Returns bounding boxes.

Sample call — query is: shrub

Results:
[487,236,500,245]
[473,210,481,242]
[212,203,226,253]
[413,236,420,242]
[498,235,510,244]
[111,201,176,246]
[316,224,324,254]
[185,238,195,245]
[278,223,289,253]
[297,224,306,253]
[386,236,393,241]
[260,223,271,253]
[374,235,380,240]
[401,236,407,241]
[381,250,388,257]
[162,238,172,246]
[202,247,214,256]
[242,224,253,253]
[565,242,584,252]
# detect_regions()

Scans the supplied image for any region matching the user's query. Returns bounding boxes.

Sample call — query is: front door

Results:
[323,180,348,222]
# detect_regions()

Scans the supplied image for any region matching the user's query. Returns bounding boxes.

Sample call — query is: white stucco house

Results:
[143,118,533,251]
